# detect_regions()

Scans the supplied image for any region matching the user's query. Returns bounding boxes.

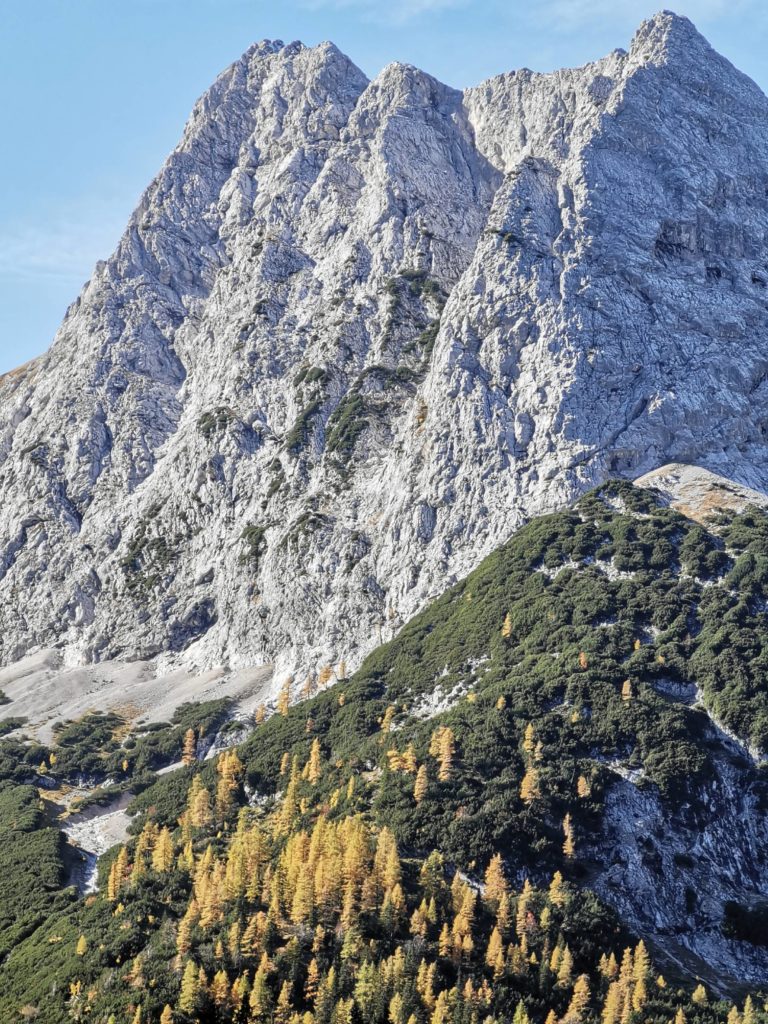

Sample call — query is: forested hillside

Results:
[4,481,768,1020]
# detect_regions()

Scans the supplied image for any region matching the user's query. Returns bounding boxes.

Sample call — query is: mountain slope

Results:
[5,480,768,1016]
[5,12,768,687]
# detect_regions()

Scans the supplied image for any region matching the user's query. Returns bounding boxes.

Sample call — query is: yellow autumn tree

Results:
[501,613,512,638]
[305,959,320,1006]
[179,960,200,1014]
[692,985,708,1006]
[522,723,535,758]
[438,727,455,782]
[211,968,230,1007]
[182,727,197,766]
[484,853,509,911]
[414,765,428,804]
[486,926,505,977]
[152,827,174,873]
[278,677,292,717]
[306,738,322,784]
[520,766,540,804]
[189,778,213,828]
[565,978,589,1024]
[562,813,575,858]
[249,965,272,1021]
[515,878,533,939]
[557,945,574,987]
[215,749,244,820]
[633,940,651,982]
[275,980,292,1024]
[602,982,622,1024]
[107,846,129,902]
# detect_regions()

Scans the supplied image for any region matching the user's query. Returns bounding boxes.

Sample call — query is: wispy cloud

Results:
[533,0,755,30]
[299,0,469,26]
[0,200,125,284]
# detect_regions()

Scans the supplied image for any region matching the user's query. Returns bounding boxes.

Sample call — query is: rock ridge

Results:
[3,12,768,688]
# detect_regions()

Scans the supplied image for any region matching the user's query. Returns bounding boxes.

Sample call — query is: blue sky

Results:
[0,0,765,374]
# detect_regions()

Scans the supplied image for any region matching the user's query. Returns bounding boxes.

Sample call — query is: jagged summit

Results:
[3,13,768,688]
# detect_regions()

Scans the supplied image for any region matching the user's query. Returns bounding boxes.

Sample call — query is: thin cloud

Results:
[536,0,754,30]
[0,203,125,284]
[299,0,469,25]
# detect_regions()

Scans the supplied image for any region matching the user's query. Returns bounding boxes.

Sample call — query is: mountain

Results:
[4,12,768,686]
[5,478,768,1019]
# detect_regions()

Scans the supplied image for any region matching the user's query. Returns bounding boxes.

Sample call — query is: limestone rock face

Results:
[3,13,768,682]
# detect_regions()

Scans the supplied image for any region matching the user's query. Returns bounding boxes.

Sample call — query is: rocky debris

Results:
[0,650,272,742]
[635,463,768,523]
[60,792,133,894]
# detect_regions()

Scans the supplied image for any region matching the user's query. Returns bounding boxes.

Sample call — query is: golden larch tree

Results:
[211,969,230,1007]
[179,960,200,1014]
[486,926,505,978]
[438,727,455,782]
[562,813,575,858]
[557,945,574,987]
[414,765,428,804]
[182,727,197,766]
[602,982,622,1024]
[633,940,651,982]
[278,677,292,717]
[520,766,541,805]
[401,743,417,773]
[484,853,509,911]
[523,723,536,757]
[306,738,322,785]
[692,985,708,1006]
[152,827,174,873]
[275,980,293,1024]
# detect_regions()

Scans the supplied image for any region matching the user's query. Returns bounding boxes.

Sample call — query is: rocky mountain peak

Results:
[3,14,768,690]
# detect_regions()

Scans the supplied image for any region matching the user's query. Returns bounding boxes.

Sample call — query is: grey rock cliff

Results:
[3,13,768,687]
